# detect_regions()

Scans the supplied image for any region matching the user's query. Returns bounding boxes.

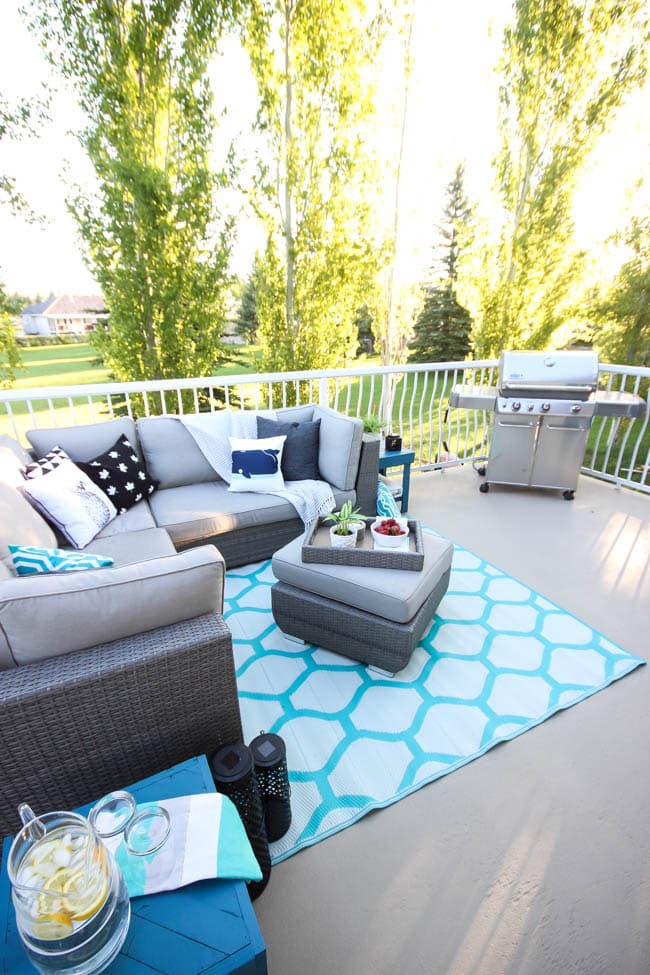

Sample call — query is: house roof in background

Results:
[21,298,53,315]
[22,294,106,316]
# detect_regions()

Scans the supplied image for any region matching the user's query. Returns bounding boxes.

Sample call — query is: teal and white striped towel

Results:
[105,794,262,898]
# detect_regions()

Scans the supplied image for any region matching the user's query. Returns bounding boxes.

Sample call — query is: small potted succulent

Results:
[324,500,366,549]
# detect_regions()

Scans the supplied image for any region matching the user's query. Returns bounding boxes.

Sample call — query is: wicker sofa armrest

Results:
[0,612,242,834]
[354,434,380,516]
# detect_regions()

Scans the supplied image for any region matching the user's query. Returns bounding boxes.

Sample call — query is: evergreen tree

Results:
[410,164,473,363]
[235,272,259,344]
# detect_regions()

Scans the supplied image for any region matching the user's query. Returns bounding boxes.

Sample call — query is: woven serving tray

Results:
[302,518,424,571]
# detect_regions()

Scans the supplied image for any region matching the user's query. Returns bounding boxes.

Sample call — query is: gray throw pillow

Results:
[257,416,321,481]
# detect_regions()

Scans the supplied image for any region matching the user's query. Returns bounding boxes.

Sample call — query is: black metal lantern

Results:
[210,742,271,899]
[385,434,402,452]
[249,732,292,842]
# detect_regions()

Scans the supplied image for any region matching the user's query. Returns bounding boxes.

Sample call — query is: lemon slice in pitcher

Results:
[32,911,74,940]
[62,868,109,921]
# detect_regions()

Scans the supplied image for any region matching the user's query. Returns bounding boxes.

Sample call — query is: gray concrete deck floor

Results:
[254,467,650,975]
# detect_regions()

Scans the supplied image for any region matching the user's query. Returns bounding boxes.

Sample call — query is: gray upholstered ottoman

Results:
[271,531,454,675]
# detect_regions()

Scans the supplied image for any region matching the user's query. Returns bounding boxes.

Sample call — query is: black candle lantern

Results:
[249,732,292,842]
[385,433,402,452]
[210,742,271,899]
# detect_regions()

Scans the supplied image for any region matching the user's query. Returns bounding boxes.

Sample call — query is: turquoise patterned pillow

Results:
[9,545,114,576]
[377,480,401,518]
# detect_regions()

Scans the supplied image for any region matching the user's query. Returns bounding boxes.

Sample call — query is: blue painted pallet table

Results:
[378,447,415,513]
[0,756,267,975]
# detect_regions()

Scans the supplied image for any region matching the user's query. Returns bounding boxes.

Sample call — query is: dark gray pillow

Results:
[256,416,321,481]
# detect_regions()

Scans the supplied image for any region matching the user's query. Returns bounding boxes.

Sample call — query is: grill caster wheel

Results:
[479,482,490,494]
[563,490,575,501]
[477,465,486,477]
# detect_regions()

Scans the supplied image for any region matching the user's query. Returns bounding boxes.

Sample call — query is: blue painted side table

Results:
[0,756,267,975]
[378,448,415,513]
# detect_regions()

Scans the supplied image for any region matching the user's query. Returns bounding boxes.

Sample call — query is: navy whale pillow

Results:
[256,416,321,481]
[228,435,286,493]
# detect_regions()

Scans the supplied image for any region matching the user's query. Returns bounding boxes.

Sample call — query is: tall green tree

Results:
[592,211,650,367]
[244,0,386,374]
[0,91,48,385]
[28,0,239,385]
[410,164,473,363]
[472,0,649,357]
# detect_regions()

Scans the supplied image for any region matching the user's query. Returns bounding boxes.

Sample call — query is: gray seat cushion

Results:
[83,527,176,565]
[0,542,225,669]
[272,531,454,624]
[95,499,156,538]
[149,481,355,547]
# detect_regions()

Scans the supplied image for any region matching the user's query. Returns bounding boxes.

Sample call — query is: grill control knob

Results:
[571,403,581,413]
[512,401,521,411]
[541,402,551,413]
[527,402,535,411]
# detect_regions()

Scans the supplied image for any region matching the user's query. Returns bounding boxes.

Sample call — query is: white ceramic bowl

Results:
[371,517,409,548]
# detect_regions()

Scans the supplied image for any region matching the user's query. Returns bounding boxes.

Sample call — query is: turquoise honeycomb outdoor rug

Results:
[224,531,644,864]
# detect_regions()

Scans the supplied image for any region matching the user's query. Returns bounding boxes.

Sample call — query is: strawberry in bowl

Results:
[371,517,410,548]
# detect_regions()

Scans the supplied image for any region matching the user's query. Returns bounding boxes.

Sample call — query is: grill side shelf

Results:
[449,384,497,411]
[592,391,646,419]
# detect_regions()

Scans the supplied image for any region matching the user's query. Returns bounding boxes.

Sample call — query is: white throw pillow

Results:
[22,459,118,548]
[228,435,286,493]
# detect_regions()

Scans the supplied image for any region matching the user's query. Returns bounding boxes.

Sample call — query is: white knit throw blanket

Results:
[181,410,335,527]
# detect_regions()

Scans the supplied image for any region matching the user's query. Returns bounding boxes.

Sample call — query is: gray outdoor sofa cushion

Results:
[272,532,454,624]
[149,481,355,548]
[27,417,139,461]
[0,440,58,572]
[137,416,218,488]
[0,539,225,669]
[137,406,364,492]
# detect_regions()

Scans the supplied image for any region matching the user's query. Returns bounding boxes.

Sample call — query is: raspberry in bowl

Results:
[370,517,410,548]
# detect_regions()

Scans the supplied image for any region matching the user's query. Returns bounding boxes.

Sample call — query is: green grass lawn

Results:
[13,343,113,389]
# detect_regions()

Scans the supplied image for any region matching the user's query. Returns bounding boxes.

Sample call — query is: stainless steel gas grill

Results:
[450,350,646,499]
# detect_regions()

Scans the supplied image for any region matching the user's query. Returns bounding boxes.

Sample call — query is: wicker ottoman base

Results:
[271,567,451,675]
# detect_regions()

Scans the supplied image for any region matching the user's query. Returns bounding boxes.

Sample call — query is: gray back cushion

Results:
[0,442,57,569]
[312,406,363,491]
[27,418,138,462]
[276,406,315,423]
[137,416,218,489]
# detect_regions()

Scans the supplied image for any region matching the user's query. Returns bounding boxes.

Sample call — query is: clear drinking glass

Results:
[7,804,131,975]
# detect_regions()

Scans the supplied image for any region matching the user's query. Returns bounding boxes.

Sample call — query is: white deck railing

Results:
[1,359,648,494]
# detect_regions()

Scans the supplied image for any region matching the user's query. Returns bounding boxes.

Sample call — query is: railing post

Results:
[318,377,328,407]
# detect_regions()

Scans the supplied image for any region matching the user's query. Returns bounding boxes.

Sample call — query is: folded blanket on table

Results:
[105,793,262,897]
[181,410,335,526]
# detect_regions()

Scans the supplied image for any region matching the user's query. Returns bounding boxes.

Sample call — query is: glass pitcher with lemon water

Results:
[7,803,130,975]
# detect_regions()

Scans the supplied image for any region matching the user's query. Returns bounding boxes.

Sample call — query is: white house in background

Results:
[21,295,107,336]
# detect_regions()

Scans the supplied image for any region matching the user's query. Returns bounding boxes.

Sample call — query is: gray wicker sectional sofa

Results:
[0,405,378,832]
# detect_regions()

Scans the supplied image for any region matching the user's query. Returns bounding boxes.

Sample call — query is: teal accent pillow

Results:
[377,480,401,518]
[9,545,114,576]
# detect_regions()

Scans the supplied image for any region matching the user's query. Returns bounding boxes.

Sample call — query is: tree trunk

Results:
[283,1,295,339]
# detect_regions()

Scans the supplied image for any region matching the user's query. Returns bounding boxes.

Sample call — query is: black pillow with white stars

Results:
[78,435,158,514]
